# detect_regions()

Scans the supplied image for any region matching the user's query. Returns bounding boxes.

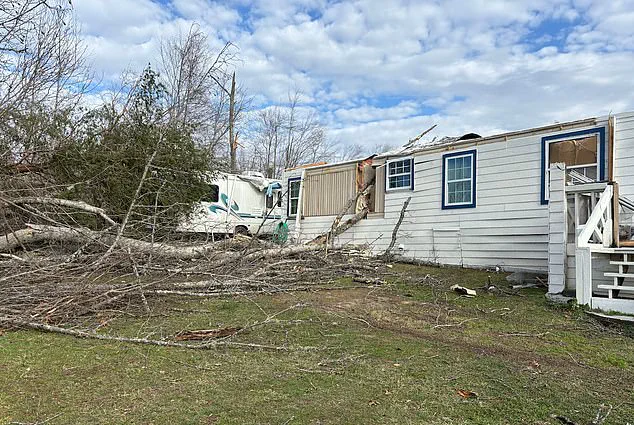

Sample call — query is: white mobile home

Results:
[178,172,283,236]
[282,112,634,314]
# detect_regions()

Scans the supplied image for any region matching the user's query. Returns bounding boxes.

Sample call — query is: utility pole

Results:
[228,71,237,173]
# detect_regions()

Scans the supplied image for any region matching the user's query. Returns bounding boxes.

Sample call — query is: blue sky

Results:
[74,0,634,147]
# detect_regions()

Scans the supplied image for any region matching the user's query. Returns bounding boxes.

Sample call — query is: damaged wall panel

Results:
[303,164,356,217]
[372,164,386,214]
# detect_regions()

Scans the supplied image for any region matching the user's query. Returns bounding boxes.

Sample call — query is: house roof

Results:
[376,116,601,159]
[285,113,617,172]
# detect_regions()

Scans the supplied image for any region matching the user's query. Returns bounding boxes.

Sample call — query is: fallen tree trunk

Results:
[0,224,217,259]
[327,208,368,239]
[3,197,117,226]
[215,243,324,266]
[0,224,326,261]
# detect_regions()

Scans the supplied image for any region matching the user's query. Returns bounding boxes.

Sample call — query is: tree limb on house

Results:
[310,178,376,245]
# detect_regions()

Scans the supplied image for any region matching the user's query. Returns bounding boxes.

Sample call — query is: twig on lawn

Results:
[592,404,612,425]
[433,318,479,329]
[8,412,63,425]
[0,316,319,351]
[498,332,550,338]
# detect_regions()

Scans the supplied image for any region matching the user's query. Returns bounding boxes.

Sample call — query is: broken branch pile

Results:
[0,194,406,350]
[0,234,396,349]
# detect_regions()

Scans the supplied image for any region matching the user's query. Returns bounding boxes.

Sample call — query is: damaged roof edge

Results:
[286,113,619,172]
[376,116,601,159]
[284,155,376,172]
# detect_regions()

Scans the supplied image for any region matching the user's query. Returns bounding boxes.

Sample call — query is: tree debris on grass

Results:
[450,284,476,297]
[456,389,478,399]
[176,327,243,341]
[0,224,403,349]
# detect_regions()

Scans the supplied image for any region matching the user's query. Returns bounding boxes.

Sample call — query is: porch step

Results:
[610,261,634,266]
[597,284,634,292]
[604,272,634,279]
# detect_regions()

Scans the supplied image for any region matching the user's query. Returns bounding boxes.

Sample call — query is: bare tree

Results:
[159,24,247,168]
[335,142,396,161]
[337,143,367,161]
[0,0,91,166]
[244,91,333,177]
[251,107,283,177]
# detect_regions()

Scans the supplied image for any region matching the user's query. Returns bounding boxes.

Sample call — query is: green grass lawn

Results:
[1,264,633,424]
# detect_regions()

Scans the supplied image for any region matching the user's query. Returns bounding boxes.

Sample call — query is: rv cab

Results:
[178,172,283,236]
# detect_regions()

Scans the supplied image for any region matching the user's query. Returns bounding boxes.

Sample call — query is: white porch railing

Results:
[572,183,615,306]
[547,164,625,309]
[570,182,634,313]
[576,184,613,249]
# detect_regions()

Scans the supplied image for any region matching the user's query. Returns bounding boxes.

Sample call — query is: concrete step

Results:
[597,284,634,292]
[604,272,634,279]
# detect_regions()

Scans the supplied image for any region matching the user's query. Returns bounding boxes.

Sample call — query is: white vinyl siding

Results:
[283,115,631,277]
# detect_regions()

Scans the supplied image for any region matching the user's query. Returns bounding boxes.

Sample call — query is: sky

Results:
[74,0,634,148]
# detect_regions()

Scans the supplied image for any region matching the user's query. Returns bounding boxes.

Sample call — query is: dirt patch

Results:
[305,286,629,377]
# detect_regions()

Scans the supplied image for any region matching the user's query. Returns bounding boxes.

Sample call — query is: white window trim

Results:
[443,151,476,208]
[385,157,414,192]
[543,135,601,202]
[288,179,301,216]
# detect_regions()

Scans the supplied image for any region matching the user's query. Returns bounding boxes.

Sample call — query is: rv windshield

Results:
[201,184,219,203]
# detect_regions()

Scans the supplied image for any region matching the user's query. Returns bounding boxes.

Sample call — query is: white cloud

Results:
[333,101,420,124]
[72,0,634,152]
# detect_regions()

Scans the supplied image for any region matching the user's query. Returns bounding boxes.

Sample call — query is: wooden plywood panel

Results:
[303,166,356,217]
[374,166,386,214]
[549,136,597,166]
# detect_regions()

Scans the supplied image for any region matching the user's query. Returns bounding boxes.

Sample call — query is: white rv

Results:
[179,172,283,236]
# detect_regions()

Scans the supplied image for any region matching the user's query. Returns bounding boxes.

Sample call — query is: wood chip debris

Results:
[175,327,242,341]
[450,285,476,297]
[456,389,478,399]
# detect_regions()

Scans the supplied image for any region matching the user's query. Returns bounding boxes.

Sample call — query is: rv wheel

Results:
[234,225,249,236]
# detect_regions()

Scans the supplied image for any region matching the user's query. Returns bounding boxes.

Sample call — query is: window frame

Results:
[441,149,477,210]
[287,177,301,217]
[385,157,414,192]
[540,127,606,205]
[201,184,220,203]
[266,191,283,209]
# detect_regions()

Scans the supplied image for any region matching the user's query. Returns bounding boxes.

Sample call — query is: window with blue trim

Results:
[387,158,413,190]
[548,136,598,180]
[442,150,476,209]
[540,127,606,204]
